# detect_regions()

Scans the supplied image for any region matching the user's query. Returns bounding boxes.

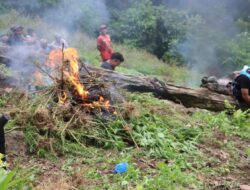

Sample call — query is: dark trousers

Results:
[236,100,250,111]
[0,115,8,162]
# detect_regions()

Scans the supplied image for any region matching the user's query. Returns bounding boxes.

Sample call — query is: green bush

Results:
[219,32,250,68]
[111,0,191,59]
[193,109,250,140]
[0,0,60,15]
[0,154,30,190]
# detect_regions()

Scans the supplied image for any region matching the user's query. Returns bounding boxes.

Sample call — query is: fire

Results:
[65,48,79,76]
[47,48,111,111]
[63,48,89,99]
[99,96,110,110]
[46,49,62,69]
[67,75,89,99]
[46,48,88,99]
[83,96,110,110]
[34,69,43,86]
[46,48,79,72]
[59,91,67,104]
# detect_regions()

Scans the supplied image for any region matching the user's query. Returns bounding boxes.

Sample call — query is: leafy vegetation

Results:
[111,0,189,59]
[220,32,250,67]
[1,0,250,68]
[0,154,32,190]
[0,1,249,189]
[0,88,248,189]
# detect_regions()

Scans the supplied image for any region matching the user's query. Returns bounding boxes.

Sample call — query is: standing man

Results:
[7,26,25,46]
[97,24,113,61]
[50,33,69,49]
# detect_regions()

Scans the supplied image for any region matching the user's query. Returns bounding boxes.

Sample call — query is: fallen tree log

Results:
[82,65,236,112]
[0,53,236,111]
[200,73,239,95]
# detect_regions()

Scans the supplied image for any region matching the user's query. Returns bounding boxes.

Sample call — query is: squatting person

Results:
[101,52,124,71]
[232,65,250,109]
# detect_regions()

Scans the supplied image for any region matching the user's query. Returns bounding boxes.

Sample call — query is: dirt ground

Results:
[4,100,250,190]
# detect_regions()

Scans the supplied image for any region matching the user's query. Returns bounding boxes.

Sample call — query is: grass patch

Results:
[114,44,191,83]
[192,110,250,140]
[1,89,249,189]
[0,11,191,84]
[0,11,249,190]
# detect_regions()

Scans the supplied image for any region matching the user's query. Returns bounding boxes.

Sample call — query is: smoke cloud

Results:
[43,0,109,35]
[2,0,110,89]
[166,0,241,83]
[4,0,109,34]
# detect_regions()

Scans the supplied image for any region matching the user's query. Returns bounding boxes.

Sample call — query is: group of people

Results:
[0,24,124,164]
[0,24,122,71]
[0,25,68,53]
[0,24,248,109]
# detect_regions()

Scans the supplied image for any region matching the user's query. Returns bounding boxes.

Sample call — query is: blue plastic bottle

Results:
[114,162,128,173]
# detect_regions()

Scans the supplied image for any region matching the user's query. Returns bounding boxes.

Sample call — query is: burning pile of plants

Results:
[44,47,116,115]
[0,47,124,156]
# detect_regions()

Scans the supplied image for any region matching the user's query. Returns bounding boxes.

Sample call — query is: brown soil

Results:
[199,130,250,190]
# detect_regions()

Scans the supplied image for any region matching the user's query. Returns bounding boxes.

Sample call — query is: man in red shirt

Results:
[97,24,113,61]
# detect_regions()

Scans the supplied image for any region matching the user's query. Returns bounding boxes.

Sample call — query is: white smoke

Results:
[2,0,110,89]
[43,0,109,36]
[166,0,240,84]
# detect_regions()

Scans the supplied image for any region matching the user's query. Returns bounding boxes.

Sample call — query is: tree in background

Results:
[110,0,190,60]
[218,32,250,68]
[0,0,249,70]
[0,0,60,15]
[105,0,133,11]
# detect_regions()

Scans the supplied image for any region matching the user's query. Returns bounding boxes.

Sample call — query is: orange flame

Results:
[46,48,111,110]
[99,96,110,110]
[46,48,88,99]
[83,96,110,110]
[46,49,62,69]
[63,48,89,99]
[59,91,67,104]
[34,69,43,86]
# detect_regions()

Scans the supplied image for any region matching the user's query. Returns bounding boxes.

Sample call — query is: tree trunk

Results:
[0,52,236,112]
[82,65,236,111]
